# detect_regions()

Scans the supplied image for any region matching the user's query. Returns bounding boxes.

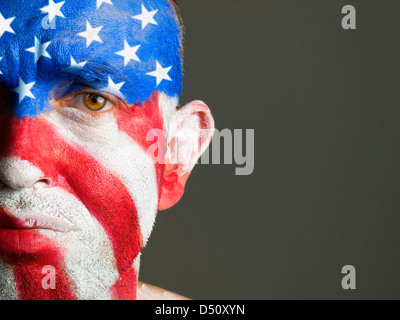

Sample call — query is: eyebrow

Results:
[50,59,128,102]
[61,59,126,88]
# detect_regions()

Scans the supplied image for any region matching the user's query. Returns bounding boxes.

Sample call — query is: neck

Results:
[110,266,138,300]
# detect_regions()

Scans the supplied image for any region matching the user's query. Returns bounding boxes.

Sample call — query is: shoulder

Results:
[137,282,190,300]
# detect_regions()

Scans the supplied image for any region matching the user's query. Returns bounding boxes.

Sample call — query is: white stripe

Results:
[49,188,119,299]
[0,258,19,300]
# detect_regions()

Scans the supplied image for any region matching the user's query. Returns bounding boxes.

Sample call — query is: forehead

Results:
[0,0,182,116]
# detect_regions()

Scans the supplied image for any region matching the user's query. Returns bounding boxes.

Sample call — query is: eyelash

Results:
[68,90,117,113]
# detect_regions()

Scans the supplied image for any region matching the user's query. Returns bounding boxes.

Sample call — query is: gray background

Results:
[139,0,400,299]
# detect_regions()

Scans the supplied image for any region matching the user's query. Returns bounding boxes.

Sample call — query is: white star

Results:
[116,40,141,67]
[133,4,158,30]
[103,76,125,98]
[146,61,172,86]
[78,21,103,48]
[40,0,65,22]
[70,56,87,68]
[26,37,52,63]
[0,12,15,38]
[12,77,36,103]
[97,0,113,9]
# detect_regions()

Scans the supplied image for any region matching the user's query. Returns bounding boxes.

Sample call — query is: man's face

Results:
[0,0,183,299]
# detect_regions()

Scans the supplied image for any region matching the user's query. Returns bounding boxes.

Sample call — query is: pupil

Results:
[91,95,98,103]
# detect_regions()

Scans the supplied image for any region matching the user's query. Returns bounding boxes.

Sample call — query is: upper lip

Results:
[0,207,75,232]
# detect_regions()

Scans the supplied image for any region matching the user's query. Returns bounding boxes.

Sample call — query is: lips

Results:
[0,207,72,254]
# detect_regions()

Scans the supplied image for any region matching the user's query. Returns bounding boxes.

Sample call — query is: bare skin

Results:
[137,282,190,300]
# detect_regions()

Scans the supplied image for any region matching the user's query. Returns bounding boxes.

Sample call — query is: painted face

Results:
[0,0,182,299]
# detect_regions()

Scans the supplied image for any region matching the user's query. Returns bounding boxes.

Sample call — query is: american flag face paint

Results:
[0,0,182,115]
[0,0,182,300]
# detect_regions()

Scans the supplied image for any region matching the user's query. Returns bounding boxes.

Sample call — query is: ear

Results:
[158,100,215,210]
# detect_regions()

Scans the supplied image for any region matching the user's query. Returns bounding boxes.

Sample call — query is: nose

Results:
[0,114,58,190]
[0,156,53,190]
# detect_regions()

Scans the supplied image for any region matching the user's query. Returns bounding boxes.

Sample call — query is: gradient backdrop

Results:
[139,0,400,299]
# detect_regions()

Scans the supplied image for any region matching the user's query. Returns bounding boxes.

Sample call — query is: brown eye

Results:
[84,93,106,111]
[67,92,115,113]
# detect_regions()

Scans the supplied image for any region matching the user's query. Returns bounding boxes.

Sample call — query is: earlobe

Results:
[158,166,187,211]
[158,100,214,210]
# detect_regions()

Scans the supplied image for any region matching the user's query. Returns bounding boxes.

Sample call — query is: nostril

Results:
[31,178,54,189]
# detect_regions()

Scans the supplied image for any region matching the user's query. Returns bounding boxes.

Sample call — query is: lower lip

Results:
[0,229,55,254]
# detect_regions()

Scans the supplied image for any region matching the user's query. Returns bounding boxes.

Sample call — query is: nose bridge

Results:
[0,115,55,189]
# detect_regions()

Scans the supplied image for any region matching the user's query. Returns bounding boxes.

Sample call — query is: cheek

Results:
[49,93,168,247]
[116,91,167,194]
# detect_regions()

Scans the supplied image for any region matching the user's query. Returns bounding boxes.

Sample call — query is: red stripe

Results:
[3,248,77,300]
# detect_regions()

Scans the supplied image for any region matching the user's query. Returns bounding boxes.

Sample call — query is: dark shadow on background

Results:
[139,0,400,299]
